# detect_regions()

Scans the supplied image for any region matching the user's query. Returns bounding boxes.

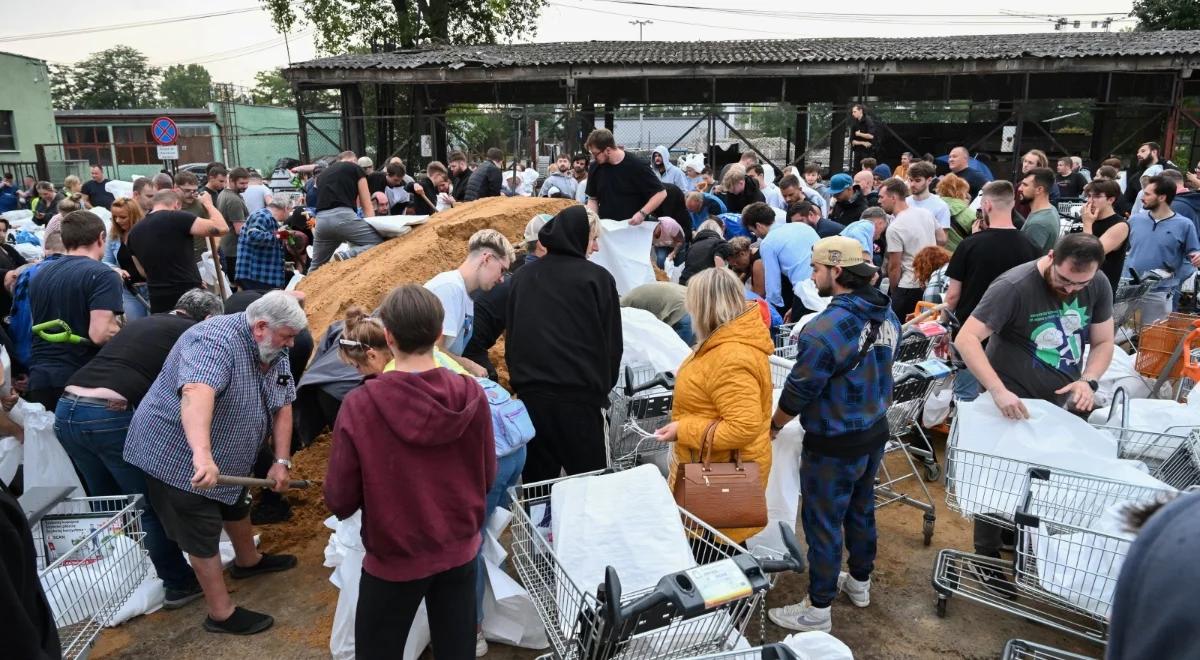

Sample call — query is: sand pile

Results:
[299,197,576,338]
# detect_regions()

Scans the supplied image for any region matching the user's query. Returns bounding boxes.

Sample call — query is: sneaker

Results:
[250,496,293,525]
[163,583,204,610]
[476,631,488,657]
[229,553,298,580]
[837,572,870,608]
[767,597,832,633]
[203,606,274,635]
[965,558,1018,601]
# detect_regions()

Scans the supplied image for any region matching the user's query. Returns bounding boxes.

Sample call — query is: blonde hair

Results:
[685,267,747,344]
[63,175,82,193]
[109,197,143,241]
[467,228,516,263]
[721,164,747,191]
[57,193,83,214]
[337,306,388,367]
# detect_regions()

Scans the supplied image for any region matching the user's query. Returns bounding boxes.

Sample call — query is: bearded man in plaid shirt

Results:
[235,200,293,292]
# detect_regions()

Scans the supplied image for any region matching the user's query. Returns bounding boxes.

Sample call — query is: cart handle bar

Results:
[623,365,676,397]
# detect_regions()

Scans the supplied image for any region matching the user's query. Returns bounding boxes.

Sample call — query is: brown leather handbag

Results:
[673,421,768,530]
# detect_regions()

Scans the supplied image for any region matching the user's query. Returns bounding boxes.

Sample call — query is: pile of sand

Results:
[299,196,576,338]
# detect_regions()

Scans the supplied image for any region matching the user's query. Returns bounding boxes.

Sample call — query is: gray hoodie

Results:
[539,170,578,199]
[652,145,689,192]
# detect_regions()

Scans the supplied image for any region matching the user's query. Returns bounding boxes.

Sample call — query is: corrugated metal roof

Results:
[288,31,1200,71]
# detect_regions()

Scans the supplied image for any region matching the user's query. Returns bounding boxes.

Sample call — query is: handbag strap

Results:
[698,421,744,471]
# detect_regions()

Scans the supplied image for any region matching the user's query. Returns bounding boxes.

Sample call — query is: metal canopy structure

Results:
[284,31,1200,172]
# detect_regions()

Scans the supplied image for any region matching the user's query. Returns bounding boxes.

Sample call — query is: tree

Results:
[1132,0,1200,30]
[56,46,160,110]
[262,0,546,52]
[159,64,213,107]
[251,69,292,106]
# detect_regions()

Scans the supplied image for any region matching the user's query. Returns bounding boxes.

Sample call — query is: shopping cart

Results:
[934,464,1173,643]
[773,322,799,359]
[1134,312,1200,401]
[507,471,806,660]
[607,364,675,474]
[1090,388,1200,491]
[1001,639,1095,660]
[30,493,150,660]
[680,644,799,659]
[1111,271,1161,344]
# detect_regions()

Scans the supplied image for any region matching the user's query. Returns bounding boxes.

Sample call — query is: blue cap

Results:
[873,164,892,179]
[828,172,854,194]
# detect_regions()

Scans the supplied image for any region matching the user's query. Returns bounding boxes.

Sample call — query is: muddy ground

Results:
[93,432,1100,659]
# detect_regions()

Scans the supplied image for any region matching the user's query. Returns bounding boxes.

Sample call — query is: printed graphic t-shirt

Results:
[971,260,1113,404]
[424,269,474,355]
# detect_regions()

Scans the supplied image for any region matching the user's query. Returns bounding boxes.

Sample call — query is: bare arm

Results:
[587,198,599,215]
[87,310,119,345]
[1083,319,1115,382]
[642,189,668,215]
[750,259,766,298]
[358,178,375,218]
[265,404,293,493]
[944,279,962,310]
[181,383,219,488]
[935,226,948,247]
[887,252,902,294]
[189,195,229,237]
[954,316,1030,418]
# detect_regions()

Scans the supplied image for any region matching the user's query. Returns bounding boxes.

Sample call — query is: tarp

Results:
[591,219,658,296]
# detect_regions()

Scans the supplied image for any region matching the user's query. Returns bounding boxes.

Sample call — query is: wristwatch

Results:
[274,458,293,469]
[1083,379,1099,392]
[770,421,785,432]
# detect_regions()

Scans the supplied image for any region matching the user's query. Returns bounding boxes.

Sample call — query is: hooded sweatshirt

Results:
[539,169,578,199]
[505,206,622,406]
[652,146,689,192]
[325,368,496,582]
[777,286,899,456]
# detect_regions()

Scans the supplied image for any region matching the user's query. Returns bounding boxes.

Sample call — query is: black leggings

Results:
[356,560,477,659]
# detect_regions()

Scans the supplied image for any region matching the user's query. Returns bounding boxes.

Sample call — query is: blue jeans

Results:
[953,369,980,402]
[653,246,673,269]
[121,283,150,321]
[671,314,695,346]
[54,398,197,590]
[475,445,527,624]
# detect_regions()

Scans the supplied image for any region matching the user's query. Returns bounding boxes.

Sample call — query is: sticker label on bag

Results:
[686,558,753,608]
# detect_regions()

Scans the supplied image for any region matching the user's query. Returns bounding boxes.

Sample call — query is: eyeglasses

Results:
[1050,266,1094,290]
[178,187,198,195]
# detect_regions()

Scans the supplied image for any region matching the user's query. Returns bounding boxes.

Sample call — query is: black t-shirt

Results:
[80,179,114,209]
[127,210,202,313]
[1092,214,1130,295]
[67,313,195,405]
[406,177,438,215]
[315,161,366,212]
[954,168,989,200]
[1056,172,1088,199]
[115,243,144,284]
[585,152,664,221]
[28,255,124,390]
[945,228,1041,327]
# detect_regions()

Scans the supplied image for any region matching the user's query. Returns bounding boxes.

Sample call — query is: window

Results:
[61,125,112,166]
[0,111,14,150]
[112,125,157,165]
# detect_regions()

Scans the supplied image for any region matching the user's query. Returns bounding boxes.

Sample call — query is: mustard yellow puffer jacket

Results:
[667,304,774,543]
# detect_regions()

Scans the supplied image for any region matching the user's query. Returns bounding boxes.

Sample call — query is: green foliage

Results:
[1132,0,1200,30]
[261,0,545,53]
[51,46,160,110]
[251,69,292,106]
[159,64,213,108]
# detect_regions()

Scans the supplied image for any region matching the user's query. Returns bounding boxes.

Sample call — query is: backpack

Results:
[476,377,534,457]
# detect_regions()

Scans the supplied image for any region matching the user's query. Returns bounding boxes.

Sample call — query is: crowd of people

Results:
[2,117,1199,659]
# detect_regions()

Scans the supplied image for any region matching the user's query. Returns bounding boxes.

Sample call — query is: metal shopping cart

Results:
[506,471,806,660]
[24,489,150,660]
[681,644,799,659]
[1111,271,1161,345]
[1090,388,1200,491]
[1001,639,1095,660]
[607,364,676,474]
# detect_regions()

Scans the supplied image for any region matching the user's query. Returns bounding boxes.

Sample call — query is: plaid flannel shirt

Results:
[235,207,287,287]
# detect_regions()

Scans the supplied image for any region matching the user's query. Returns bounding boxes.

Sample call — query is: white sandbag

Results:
[325,513,364,660]
[285,271,304,292]
[105,180,133,199]
[2,209,35,231]
[15,399,84,497]
[591,220,657,296]
[90,206,113,237]
[363,215,421,238]
[14,242,43,261]
[42,535,146,627]
[0,436,20,484]
[1096,350,1151,403]
[1033,501,1132,618]
[550,466,696,635]
[782,631,855,659]
[198,251,233,299]
[106,566,163,627]
[620,307,690,375]
[953,395,1172,518]
[746,393,803,556]
[1088,398,1200,462]
[922,380,953,428]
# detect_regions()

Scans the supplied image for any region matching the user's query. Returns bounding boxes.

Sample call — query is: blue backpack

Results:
[476,377,534,457]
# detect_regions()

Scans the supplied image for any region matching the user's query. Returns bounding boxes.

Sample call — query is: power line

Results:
[545,1,798,36]
[0,7,261,43]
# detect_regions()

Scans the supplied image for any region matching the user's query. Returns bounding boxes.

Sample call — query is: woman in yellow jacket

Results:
[654,267,774,544]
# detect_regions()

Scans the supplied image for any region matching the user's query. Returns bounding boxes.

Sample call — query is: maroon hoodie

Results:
[325,368,496,582]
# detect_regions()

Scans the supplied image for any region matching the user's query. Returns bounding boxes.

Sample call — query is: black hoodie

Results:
[505,206,622,406]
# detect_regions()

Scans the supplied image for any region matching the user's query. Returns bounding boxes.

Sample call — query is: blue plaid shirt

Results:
[235,208,286,287]
[123,313,296,504]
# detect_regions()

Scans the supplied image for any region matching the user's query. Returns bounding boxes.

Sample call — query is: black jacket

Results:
[464,276,510,382]
[0,482,61,660]
[464,161,502,202]
[654,183,693,244]
[680,228,732,285]
[717,177,765,214]
[505,206,621,406]
[831,191,868,224]
[449,169,472,201]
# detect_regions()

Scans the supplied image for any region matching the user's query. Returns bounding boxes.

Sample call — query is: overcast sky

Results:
[1,0,1138,87]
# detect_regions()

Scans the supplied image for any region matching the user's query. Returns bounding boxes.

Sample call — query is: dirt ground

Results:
[92,432,1101,660]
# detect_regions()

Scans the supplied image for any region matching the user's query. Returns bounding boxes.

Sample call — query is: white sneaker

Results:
[767,597,832,633]
[838,572,870,608]
[475,631,488,657]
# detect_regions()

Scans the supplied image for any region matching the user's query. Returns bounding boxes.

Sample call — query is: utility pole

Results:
[629,19,653,41]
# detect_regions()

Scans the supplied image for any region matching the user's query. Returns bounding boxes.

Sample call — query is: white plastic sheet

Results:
[746,390,804,555]
[364,215,424,238]
[953,395,1172,518]
[550,466,696,633]
[1088,398,1200,462]
[105,180,134,199]
[198,251,233,299]
[620,308,690,375]
[591,219,658,296]
[1096,349,1153,403]
[1032,501,1132,618]
[43,535,146,627]
[15,399,84,497]
[782,631,855,659]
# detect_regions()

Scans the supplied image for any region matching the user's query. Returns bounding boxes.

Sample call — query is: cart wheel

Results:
[923,518,935,546]
[936,597,947,618]
[922,461,942,482]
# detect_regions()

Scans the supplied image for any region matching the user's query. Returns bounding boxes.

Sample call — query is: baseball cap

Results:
[811,236,878,276]
[523,213,553,243]
[828,172,854,195]
[357,156,374,169]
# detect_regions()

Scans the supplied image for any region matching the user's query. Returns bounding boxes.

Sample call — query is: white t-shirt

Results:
[885,207,938,289]
[242,184,271,213]
[906,194,951,229]
[424,270,474,355]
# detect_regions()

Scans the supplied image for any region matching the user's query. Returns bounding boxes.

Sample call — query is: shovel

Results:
[216,475,313,490]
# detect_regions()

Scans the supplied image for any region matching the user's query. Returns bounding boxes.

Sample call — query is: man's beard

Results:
[1042,264,1074,301]
[258,336,284,364]
[1143,199,1159,212]
[1138,155,1154,169]
[558,164,568,173]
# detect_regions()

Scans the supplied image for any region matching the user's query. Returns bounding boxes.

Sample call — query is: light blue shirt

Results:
[841,220,876,256]
[1126,211,1200,291]
[760,222,820,309]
